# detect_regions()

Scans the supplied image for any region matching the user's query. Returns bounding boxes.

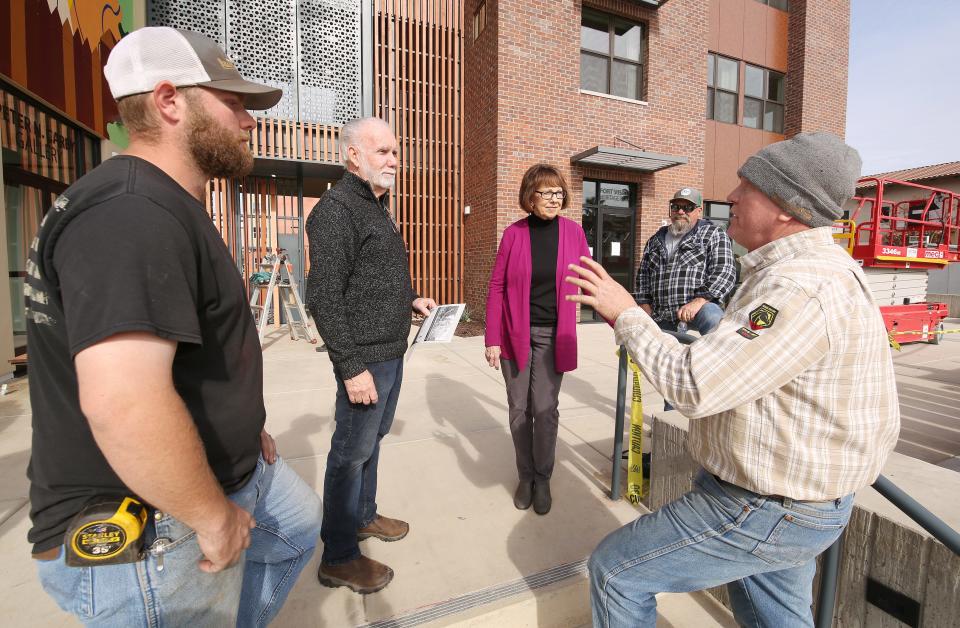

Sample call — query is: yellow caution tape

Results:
[626,355,646,506]
[887,326,959,351]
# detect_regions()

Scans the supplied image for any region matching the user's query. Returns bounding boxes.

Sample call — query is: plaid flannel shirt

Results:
[616,228,900,500]
[635,220,736,324]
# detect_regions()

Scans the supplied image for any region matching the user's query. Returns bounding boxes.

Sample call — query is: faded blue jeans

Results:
[657,301,724,336]
[321,357,404,565]
[36,455,322,627]
[589,469,853,628]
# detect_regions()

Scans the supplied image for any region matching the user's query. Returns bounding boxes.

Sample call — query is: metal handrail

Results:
[815,474,960,627]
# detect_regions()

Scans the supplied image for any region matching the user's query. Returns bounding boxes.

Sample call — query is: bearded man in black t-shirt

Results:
[26,27,321,626]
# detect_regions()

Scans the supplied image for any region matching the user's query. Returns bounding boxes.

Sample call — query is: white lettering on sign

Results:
[881,247,904,256]
[924,249,945,259]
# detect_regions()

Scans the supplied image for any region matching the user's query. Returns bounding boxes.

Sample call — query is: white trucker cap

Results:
[104,27,282,110]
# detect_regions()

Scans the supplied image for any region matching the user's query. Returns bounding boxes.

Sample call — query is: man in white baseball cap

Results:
[27,27,321,626]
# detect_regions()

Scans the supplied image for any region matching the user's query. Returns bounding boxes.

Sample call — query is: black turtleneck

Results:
[528,214,559,326]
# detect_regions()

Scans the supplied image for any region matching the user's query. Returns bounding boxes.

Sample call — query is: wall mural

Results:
[45,0,130,53]
[0,0,132,137]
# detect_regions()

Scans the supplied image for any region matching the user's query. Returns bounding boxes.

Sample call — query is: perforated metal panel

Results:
[147,0,362,124]
[227,0,298,121]
[148,1,225,46]
[298,0,362,124]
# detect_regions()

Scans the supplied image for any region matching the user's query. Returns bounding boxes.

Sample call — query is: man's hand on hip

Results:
[345,369,378,404]
[639,303,653,316]
[260,429,277,465]
[195,499,256,573]
[677,297,707,323]
[413,297,438,316]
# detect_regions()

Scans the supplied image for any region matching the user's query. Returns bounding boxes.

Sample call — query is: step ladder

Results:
[249,249,318,344]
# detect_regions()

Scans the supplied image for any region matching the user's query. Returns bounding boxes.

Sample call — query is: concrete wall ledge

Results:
[648,413,960,626]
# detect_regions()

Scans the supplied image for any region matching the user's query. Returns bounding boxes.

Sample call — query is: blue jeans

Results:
[321,358,404,564]
[589,470,853,628]
[36,455,322,627]
[657,301,724,336]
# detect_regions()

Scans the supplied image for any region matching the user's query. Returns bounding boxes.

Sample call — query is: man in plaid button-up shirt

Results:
[635,187,736,335]
[568,134,899,628]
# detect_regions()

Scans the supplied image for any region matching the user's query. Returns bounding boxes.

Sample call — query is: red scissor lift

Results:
[836,177,960,344]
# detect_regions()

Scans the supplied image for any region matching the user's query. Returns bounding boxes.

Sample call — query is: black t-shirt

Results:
[25,156,265,553]
[528,214,559,326]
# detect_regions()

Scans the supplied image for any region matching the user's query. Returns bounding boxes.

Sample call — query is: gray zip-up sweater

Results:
[306,172,416,379]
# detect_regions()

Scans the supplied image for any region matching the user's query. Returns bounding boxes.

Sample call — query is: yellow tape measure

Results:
[65,497,147,567]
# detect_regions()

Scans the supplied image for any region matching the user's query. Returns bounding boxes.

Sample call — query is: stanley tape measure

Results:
[65,497,148,567]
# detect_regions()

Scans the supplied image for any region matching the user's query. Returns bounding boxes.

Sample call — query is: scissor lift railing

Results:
[848,177,960,270]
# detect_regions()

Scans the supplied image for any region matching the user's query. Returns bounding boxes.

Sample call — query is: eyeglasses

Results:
[669,202,698,214]
[535,190,566,200]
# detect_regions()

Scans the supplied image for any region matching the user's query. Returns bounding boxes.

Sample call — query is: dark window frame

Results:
[580,8,647,101]
[707,53,739,124]
[743,63,785,133]
[473,1,486,40]
[755,0,789,12]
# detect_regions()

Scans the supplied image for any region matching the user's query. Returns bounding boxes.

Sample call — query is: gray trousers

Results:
[501,326,564,482]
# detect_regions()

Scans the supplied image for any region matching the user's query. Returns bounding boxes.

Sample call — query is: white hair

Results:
[339,117,390,165]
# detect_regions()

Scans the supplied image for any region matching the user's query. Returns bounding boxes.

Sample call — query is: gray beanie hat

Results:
[737,132,862,228]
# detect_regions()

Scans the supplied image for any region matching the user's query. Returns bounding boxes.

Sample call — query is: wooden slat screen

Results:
[375,0,464,305]
[250,117,341,163]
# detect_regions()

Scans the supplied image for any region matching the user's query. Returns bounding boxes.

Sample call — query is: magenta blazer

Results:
[485,216,591,373]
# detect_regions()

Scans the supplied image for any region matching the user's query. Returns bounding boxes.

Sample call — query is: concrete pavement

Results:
[0,318,957,626]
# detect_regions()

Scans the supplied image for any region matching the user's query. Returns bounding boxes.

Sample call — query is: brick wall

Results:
[464,0,850,319]
[463,0,709,318]
[785,0,850,137]
[463,0,501,318]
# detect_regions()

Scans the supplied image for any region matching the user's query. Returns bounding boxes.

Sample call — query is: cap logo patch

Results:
[736,327,758,339]
[680,188,691,196]
[749,304,779,330]
[217,57,236,70]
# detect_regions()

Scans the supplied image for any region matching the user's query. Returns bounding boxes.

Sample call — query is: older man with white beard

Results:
[634,187,736,336]
[306,117,436,594]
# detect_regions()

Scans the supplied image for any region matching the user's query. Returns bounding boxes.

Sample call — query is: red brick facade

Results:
[785,0,850,137]
[464,0,849,319]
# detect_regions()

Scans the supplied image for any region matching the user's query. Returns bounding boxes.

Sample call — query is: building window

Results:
[473,1,486,40]
[755,0,789,11]
[707,53,738,124]
[743,64,785,133]
[580,9,645,101]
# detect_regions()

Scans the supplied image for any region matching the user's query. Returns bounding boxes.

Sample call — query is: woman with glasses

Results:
[484,163,591,515]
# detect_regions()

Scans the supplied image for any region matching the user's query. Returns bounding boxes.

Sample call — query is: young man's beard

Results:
[186,107,254,179]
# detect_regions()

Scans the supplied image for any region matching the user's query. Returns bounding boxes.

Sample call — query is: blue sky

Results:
[846,0,960,175]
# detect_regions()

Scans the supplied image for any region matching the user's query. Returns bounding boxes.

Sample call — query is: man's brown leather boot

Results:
[317,555,394,594]
[358,514,409,542]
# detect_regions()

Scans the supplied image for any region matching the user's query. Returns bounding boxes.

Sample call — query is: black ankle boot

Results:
[533,480,551,515]
[514,481,534,510]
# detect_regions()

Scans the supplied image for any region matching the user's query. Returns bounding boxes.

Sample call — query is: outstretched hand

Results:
[564,256,638,323]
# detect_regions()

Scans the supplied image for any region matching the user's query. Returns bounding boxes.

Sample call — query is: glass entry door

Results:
[582,180,637,321]
[4,171,62,348]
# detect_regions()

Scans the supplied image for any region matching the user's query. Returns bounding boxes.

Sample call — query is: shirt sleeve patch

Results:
[736,326,759,339]
[749,303,779,330]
